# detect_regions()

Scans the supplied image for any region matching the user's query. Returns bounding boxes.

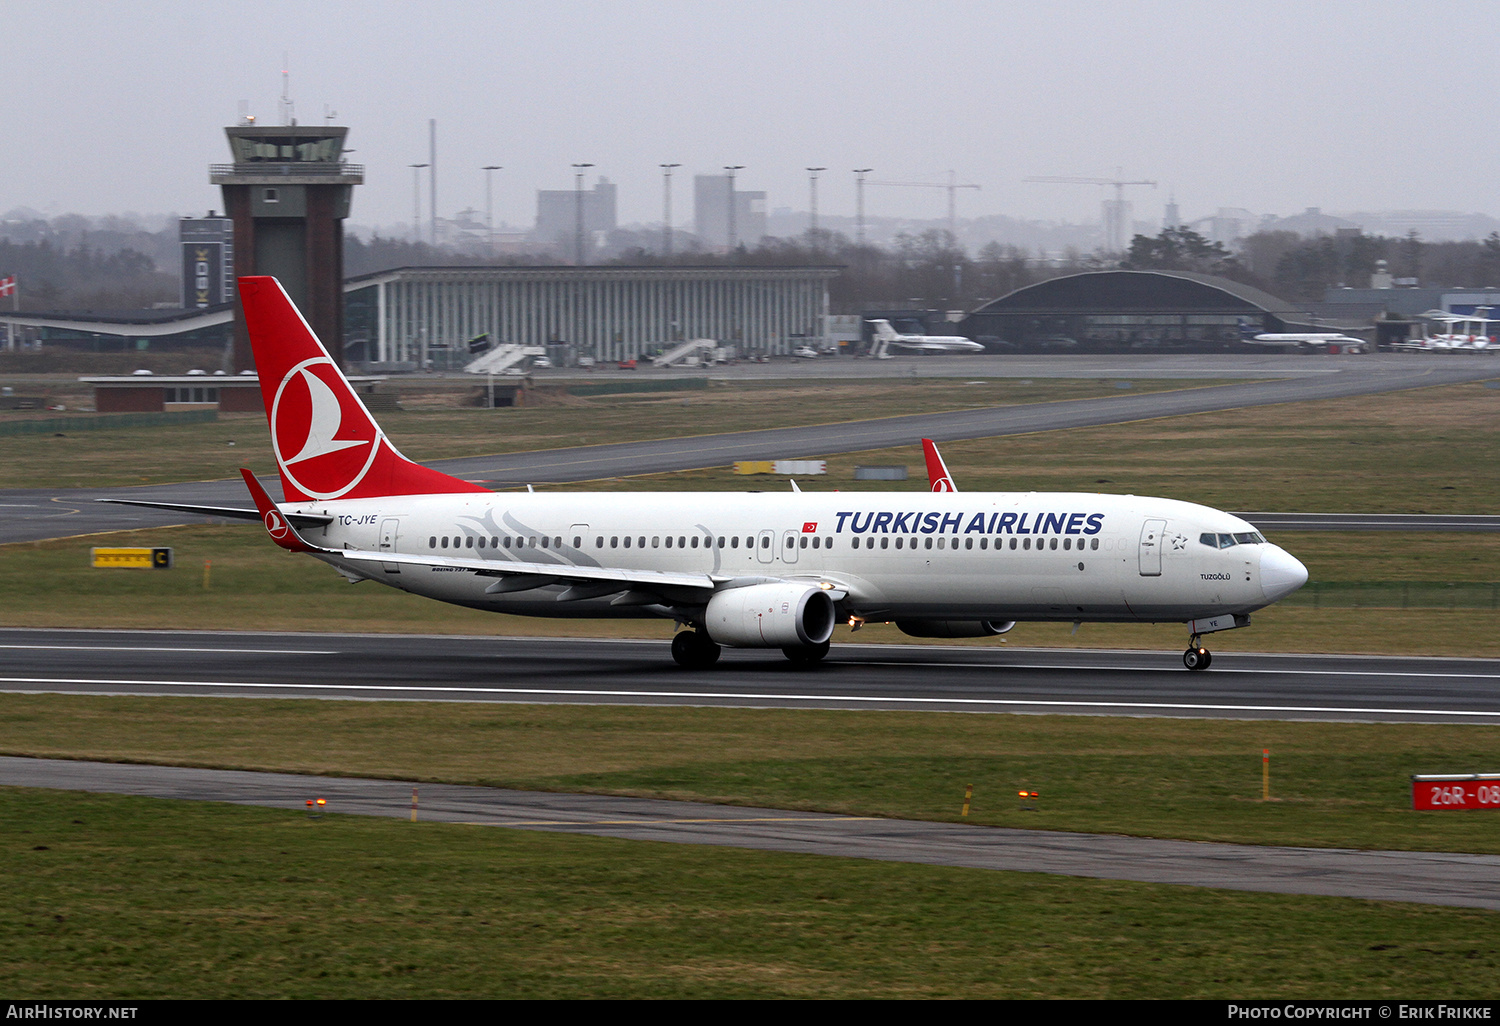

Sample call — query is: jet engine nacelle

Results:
[705,583,837,648]
[896,619,1017,639]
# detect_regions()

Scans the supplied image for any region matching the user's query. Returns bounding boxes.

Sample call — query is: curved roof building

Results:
[959,270,1309,352]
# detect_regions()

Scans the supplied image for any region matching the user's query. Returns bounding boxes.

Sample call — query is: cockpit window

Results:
[1201,531,1266,549]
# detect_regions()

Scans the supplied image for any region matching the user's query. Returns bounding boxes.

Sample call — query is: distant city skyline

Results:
[6,1,1499,239]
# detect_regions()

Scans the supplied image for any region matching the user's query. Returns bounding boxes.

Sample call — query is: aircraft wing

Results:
[334,547,718,594]
[235,468,716,595]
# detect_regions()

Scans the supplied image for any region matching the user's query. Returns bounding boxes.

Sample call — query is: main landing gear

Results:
[671,630,720,670]
[1183,635,1212,671]
[782,639,831,665]
[670,631,832,668]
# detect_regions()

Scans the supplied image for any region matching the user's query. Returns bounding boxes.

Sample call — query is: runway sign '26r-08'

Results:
[1412,774,1500,811]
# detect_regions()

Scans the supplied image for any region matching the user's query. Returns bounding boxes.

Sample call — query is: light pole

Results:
[428,119,438,247]
[659,163,680,258]
[853,168,873,247]
[723,165,744,252]
[806,167,826,250]
[482,165,501,258]
[409,163,429,244]
[571,163,594,265]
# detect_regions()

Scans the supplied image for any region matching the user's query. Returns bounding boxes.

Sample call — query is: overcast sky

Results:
[5,0,1496,233]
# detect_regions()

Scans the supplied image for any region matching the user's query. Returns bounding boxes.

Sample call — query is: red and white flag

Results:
[0,276,15,297]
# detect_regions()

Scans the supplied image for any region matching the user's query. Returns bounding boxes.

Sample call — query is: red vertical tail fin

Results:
[921,438,958,493]
[238,276,486,501]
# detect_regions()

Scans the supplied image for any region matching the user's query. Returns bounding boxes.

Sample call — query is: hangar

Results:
[958,270,1319,353]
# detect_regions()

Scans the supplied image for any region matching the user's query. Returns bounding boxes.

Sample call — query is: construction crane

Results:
[869,170,980,238]
[1024,173,1157,253]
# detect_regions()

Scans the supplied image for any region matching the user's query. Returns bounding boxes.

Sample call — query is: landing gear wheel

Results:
[1183,646,1211,671]
[671,630,720,669]
[782,639,831,664]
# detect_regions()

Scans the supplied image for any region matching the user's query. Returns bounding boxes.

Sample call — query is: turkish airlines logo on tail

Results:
[930,476,955,493]
[271,358,381,499]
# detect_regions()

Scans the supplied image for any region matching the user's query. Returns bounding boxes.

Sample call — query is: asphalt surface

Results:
[5,627,1500,723]
[3,352,1495,544]
[5,755,1498,910]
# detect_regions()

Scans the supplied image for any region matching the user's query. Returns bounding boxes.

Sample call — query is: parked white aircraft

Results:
[867,319,986,357]
[1399,309,1498,352]
[1238,322,1367,353]
[107,277,1307,671]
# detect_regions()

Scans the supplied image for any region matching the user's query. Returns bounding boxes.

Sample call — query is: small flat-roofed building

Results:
[81,374,267,414]
[80,374,387,414]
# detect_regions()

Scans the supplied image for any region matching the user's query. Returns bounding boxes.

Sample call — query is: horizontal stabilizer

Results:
[98,496,332,529]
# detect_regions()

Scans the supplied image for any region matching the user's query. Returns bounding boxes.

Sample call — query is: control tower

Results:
[211,124,363,370]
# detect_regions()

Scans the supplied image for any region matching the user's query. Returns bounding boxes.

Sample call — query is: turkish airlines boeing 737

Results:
[108,277,1307,671]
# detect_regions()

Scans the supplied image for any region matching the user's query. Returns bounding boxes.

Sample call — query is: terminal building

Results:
[345,265,838,367]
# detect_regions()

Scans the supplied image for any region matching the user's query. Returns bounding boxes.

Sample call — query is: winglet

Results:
[240,468,315,553]
[921,438,958,493]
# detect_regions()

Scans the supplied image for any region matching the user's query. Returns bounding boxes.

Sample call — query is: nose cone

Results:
[1260,545,1308,603]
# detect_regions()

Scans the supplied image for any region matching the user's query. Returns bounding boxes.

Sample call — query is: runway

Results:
[6,755,1499,911]
[4,627,1500,723]
[3,353,1495,545]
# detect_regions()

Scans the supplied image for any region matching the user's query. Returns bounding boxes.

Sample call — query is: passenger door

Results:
[379,518,401,574]
[1139,519,1165,577]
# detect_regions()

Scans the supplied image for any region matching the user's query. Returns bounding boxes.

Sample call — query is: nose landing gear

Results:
[1183,635,1212,671]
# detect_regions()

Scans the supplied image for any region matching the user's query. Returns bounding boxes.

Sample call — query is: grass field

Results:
[9,788,1498,999]
[10,785,1500,1000]
[0,375,1202,489]
[3,696,1499,854]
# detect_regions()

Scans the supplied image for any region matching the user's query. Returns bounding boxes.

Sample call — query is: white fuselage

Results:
[291,490,1301,625]
[890,337,986,353]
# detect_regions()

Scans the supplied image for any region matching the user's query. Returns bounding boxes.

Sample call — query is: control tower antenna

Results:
[1024,170,1156,252]
[279,53,295,126]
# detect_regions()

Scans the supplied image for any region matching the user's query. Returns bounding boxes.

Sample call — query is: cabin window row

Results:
[598,535,835,551]
[847,535,1100,551]
[428,535,567,550]
[427,532,1101,553]
[426,533,838,551]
